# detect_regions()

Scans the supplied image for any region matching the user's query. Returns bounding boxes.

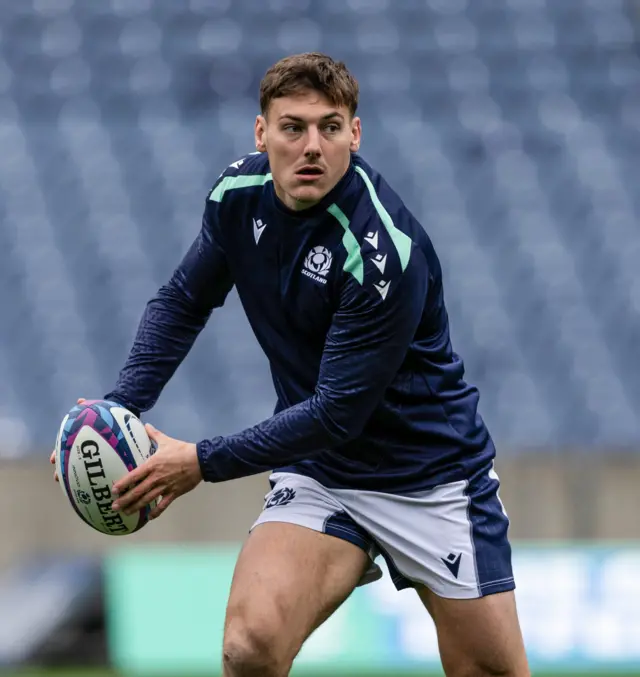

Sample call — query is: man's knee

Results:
[448,657,529,677]
[223,618,288,677]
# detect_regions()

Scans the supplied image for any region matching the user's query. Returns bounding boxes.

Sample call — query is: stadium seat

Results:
[0,0,638,454]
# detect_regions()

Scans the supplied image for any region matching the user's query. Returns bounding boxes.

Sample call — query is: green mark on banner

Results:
[104,544,640,677]
[105,546,239,675]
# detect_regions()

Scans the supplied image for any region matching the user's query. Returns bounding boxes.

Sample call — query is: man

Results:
[52,53,529,676]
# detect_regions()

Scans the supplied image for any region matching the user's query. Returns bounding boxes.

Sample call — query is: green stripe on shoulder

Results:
[355,166,413,271]
[327,203,364,285]
[209,173,273,202]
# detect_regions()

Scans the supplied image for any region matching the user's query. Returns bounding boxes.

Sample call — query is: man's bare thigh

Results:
[224,521,369,669]
[419,587,530,677]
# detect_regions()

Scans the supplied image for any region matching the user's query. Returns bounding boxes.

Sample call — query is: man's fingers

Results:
[112,463,150,497]
[51,449,58,482]
[112,474,156,512]
[124,485,165,516]
[149,494,174,521]
[144,423,163,443]
[77,398,86,405]
[51,451,58,482]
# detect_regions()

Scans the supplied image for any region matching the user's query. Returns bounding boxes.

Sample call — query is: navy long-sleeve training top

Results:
[105,152,496,493]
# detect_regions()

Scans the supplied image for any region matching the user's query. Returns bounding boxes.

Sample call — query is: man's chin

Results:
[290,186,328,208]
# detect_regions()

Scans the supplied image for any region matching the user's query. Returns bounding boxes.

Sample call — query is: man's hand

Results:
[50,449,58,482]
[111,424,202,521]
[51,398,87,483]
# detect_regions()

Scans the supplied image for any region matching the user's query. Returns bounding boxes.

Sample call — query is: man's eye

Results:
[283,124,301,133]
[325,124,340,133]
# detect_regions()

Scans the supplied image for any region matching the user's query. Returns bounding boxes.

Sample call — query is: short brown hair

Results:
[259,52,359,118]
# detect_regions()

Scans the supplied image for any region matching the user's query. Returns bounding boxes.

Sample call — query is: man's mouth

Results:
[295,166,324,179]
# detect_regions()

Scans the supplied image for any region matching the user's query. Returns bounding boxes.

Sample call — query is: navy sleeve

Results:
[197,241,428,482]
[105,198,233,415]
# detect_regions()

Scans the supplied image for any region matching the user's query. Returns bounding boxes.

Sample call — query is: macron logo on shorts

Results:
[441,552,462,579]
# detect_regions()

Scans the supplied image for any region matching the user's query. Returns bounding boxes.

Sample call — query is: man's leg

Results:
[332,461,529,676]
[222,521,369,677]
[419,587,530,677]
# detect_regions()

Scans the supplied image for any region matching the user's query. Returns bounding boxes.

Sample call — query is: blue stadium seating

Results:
[0,0,639,455]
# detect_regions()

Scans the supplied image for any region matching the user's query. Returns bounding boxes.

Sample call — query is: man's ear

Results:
[255,115,268,152]
[350,116,361,152]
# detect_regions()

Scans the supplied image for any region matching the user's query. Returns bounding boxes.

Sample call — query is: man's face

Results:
[255,90,361,211]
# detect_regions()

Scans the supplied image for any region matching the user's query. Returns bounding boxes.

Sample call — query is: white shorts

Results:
[251,466,515,599]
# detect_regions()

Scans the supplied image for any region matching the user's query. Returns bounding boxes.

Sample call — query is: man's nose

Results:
[303,127,322,157]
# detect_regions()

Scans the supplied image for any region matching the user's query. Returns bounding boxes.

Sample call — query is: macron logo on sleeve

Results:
[372,253,387,274]
[364,230,379,249]
[373,279,390,300]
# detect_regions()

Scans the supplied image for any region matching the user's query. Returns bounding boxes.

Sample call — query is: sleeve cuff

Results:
[196,437,224,483]
[103,393,141,419]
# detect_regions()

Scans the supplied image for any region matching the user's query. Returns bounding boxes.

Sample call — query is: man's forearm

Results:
[106,283,212,415]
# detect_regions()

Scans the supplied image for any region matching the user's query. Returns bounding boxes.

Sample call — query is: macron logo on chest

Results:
[253,217,267,244]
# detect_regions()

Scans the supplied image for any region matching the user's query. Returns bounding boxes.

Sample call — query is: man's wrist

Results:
[185,442,203,483]
[196,437,224,483]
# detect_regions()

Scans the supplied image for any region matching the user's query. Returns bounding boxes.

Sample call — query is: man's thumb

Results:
[145,423,160,438]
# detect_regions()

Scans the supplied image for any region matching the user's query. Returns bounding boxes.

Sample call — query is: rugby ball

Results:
[54,399,157,535]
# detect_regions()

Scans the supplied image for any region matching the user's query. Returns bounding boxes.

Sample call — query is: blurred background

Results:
[0,0,639,675]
